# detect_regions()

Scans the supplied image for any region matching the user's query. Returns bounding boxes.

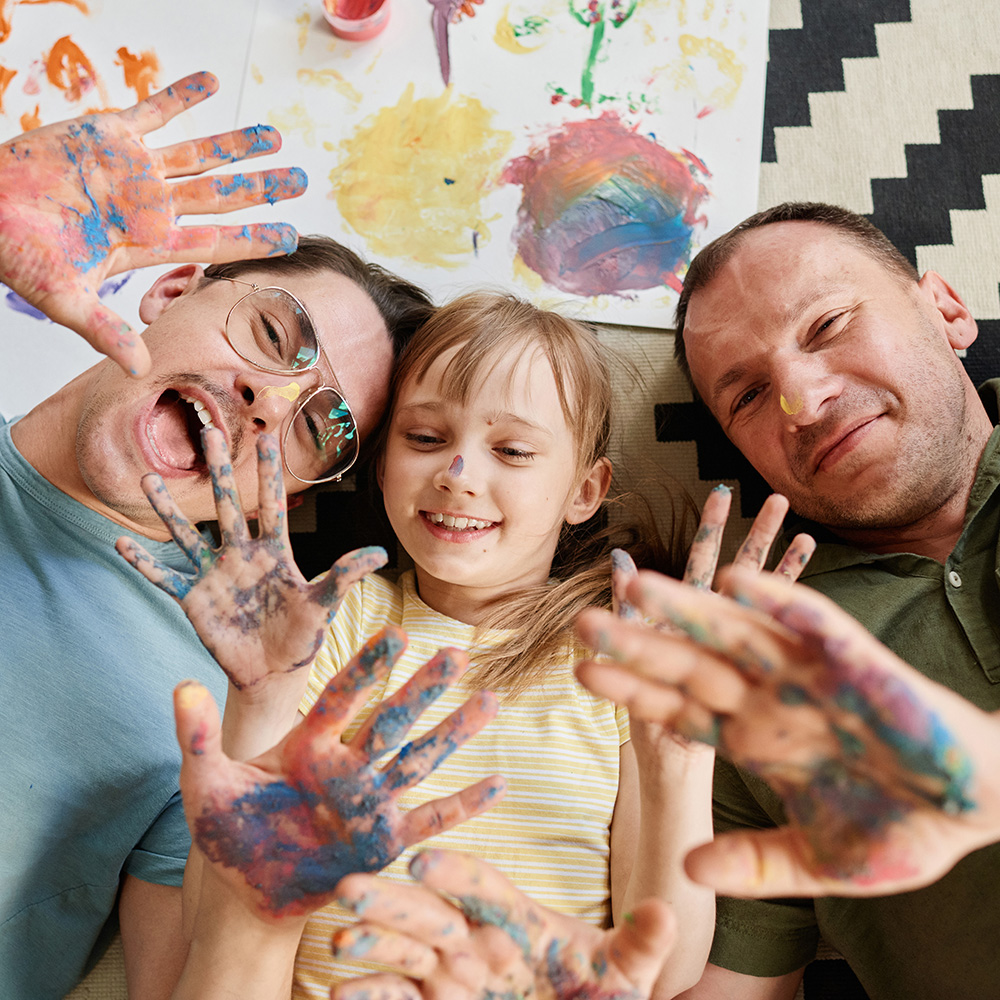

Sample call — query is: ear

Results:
[566,456,613,525]
[138,264,206,324]
[917,271,979,351]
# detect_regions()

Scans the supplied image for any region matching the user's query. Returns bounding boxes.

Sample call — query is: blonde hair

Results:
[385,292,691,698]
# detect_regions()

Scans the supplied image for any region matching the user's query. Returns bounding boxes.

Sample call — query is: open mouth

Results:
[422,511,496,531]
[144,390,218,472]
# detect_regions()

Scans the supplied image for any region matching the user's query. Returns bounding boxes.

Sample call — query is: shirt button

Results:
[948,570,963,588]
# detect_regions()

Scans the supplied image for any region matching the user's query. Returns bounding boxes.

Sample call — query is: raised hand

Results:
[117,427,381,692]
[0,70,306,376]
[173,632,504,919]
[331,849,676,1000]
[578,568,1000,897]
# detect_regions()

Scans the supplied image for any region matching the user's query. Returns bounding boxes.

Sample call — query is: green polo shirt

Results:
[708,381,1000,1000]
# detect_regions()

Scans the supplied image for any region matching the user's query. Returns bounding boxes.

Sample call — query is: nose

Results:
[237,369,317,433]
[432,453,478,496]
[775,360,843,430]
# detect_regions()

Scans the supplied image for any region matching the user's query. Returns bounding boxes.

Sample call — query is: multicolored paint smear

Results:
[501,113,709,296]
[333,84,513,268]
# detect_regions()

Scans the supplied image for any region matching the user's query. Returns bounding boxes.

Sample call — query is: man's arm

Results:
[675,964,804,1000]
[119,877,186,1000]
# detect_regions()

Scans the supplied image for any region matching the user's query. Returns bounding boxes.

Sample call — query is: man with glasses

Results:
[0,77,432,999]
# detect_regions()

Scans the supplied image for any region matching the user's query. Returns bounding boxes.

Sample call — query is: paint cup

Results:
[322,0,390,40]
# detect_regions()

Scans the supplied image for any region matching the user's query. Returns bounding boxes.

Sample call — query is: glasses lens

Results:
[288,388,359,482]
[228,288,318,373]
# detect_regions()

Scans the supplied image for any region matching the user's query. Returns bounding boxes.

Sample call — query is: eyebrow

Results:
[394,400,555,437]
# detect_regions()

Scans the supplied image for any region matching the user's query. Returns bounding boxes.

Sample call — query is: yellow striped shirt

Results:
[293,571,628,999]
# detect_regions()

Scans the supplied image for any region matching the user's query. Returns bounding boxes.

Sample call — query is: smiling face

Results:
[381,344,605,621]
[683,221,990,536]
[70,264,393,535]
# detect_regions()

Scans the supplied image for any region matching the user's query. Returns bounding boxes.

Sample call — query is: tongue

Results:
[148,394,201,470]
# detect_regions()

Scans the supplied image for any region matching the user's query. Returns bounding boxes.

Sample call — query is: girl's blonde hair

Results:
[386,291,692,698]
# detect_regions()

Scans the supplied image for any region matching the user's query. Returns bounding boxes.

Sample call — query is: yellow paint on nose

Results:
[261,381,302,403]
[780,394,803,416]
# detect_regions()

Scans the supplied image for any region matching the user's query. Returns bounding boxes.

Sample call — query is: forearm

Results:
[172,866,305,1000]
[619,727,716,998]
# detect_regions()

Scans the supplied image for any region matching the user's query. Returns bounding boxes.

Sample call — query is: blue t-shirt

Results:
[0,414,229,999]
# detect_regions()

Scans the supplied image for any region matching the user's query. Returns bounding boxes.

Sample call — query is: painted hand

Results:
[117,427,382,691]
[331,849,676,1000]
[0,70,305,376]
[173,634,504,918]
[578,568,1000,896]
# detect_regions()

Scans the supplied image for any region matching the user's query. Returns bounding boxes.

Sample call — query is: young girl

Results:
[123,290,794,997]
[289,292,715,998]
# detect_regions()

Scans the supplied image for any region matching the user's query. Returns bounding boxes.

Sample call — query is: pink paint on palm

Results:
[448,455,464,477]
[323,0,390,39]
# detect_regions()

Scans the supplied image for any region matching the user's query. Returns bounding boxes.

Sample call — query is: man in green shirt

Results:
[661,202,1000,999]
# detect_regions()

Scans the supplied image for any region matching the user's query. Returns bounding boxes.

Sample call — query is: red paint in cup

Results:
[323,0,390,40]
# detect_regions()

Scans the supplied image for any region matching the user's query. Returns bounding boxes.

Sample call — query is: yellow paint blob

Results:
[671,34,744,108]
[296,11,311,52]
[333,84,513,268]
[269,101,319,147]
[494,4,545,54]
[297,67,362,105]
[261,381,302,403]
[780,394,803,416]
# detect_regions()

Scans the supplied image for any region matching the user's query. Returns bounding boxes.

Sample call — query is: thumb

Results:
[318,545,389,610]
[174,680,225,816]
[58,293,151,377]
[608,898,676,993]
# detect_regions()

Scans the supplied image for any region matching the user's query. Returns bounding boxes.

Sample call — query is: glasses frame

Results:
[208,275,361,485]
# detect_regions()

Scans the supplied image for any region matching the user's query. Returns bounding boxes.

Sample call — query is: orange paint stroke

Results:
[0,64,16,112]
[20,103,41,131]
[47,35,97,102]
[116,46,159,101]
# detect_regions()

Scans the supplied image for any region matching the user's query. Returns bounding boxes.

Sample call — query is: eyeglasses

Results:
[210,275,360,484]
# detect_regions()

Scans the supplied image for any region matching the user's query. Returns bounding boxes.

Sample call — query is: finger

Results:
[252,433,287,541]
[43,293,150,378]
[332,973,422,1000]
[174,680,226,817]
[119,70,220,136]
[772,533,816,584]
[576,605,749,714]
[399,774,506,846]
[611,548,639,619]
[169,167,308,215]
[351,647,470,759]
[161,222,299,261]
[158,125,283,176]
[731,493,789,573]
[382,690,498,793]
[682,484,731,589]
[315,545,390,611]
[202,427,249,547]
[139,473,213,567]
[332,925,439,977]
[575,659,689,723]
[607,898,677,993]
[116,535,195,601]
[296,626,407,741]
[336,871,473,949]
[409,850,541,951]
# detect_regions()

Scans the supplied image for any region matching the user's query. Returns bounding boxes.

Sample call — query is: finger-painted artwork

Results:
[0,0,766,414]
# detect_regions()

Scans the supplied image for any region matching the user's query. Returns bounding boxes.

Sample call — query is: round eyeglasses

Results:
[209,275,360,484]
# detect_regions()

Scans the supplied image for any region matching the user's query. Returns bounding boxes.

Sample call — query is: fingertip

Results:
[174,678,209,710]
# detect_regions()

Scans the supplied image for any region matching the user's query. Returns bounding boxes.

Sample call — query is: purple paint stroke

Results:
[4,272,133,322]
[448,454,464,476]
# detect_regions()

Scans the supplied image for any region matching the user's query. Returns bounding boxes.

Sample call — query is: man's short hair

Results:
[673,202,920,396]
[203,234,434,359]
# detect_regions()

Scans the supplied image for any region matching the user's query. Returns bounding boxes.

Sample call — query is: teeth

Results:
[181,394,215,429]
[427,512,492,530]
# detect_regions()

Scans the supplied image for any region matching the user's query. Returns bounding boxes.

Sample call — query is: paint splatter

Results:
[501,113,709,297]
[0,65,16,112]
[46,35,103,104]
[448,455,464,476]
[297,67,363,107]
[667,34,744,110]
[115,46,159,101]
[333,84,513,268]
